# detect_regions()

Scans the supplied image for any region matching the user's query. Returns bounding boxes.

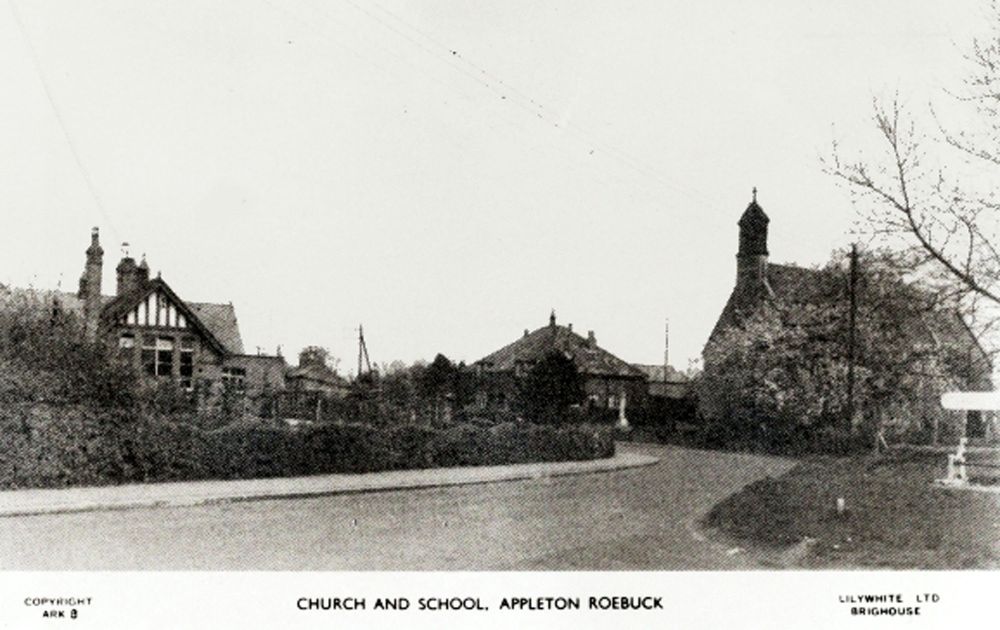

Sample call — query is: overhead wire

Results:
[355,0,734,222]
[7,0,120,240]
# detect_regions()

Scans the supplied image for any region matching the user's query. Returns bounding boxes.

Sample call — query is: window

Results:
[608,394,619,409]
[143,336,174,377]
[118,333,135,349]
[222,366,246,392]
[179,337,195,390]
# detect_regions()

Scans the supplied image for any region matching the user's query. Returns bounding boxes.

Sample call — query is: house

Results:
[632,364,690,400]
[474,312,648,415]
[9,228,286,401]
[705,190,994,440]
[286,349,350,398]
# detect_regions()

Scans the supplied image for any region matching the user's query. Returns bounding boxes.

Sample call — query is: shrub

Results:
[205,422,303,479]
[0,408,616,489]
[384,424,438,470]
[432,423,493,467]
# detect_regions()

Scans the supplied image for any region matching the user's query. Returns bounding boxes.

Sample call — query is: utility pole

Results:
[663,318,670,377]
[846,243,858,431]
[357,324,372,377]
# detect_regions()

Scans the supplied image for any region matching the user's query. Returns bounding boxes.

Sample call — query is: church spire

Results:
[735,188,773,304]
[738,187,769,257]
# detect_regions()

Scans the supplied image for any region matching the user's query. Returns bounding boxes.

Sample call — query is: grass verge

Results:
[703,449,1000,569]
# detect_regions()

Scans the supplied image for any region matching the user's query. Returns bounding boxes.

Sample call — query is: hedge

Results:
[0,405,615,489]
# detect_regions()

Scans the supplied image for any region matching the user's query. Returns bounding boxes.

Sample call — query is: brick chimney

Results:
[136,254,149,285]
[587,330,597,348]
[116,242,140,296]
[79,227,103,340]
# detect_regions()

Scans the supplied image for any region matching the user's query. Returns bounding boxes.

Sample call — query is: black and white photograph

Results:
[0,0,999,626]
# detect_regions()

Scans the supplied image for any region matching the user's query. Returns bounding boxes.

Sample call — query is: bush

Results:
[384,424,438,470]
[0,403,616,489]
[432,423,493,467]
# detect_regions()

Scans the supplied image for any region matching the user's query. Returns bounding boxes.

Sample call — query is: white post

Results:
[617,392,629,429]
[957,437,968,482]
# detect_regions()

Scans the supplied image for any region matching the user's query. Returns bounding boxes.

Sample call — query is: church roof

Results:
[738,199,769,227]
[709,261,991,374]
[477,317,647,379]
[766,263,844,305]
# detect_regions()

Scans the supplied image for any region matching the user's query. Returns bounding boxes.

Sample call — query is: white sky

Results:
[0,0,986,373]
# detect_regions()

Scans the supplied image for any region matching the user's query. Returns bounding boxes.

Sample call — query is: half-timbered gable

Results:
[100,277,232,391]
[61,228,286,400]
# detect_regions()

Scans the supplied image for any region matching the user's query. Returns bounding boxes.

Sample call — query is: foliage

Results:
[0,409,615,489]
[699,249,973,452]
[827,2,1000,346]
[516,351,585,424]
[298,345,340,373]
[0,296,139,409]
[0,297,613,488]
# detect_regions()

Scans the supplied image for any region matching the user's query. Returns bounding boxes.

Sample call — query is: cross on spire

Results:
[752,186,758,202]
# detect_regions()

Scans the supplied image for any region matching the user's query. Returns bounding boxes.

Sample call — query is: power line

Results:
[348,0,732,219]
[7,0,119,238]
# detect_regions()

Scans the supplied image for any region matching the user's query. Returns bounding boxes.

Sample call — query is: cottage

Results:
[632,364,690,400]
[474,312,648,415]
[286,349,350,398]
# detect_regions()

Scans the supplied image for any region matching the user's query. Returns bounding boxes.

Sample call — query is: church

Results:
[705,190,994,441]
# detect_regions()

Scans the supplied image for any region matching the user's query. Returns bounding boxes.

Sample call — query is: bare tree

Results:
[826,3,1000,348]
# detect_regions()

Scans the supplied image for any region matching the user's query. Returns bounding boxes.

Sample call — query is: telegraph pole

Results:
[357,324,372,377]
[846,243,858,431]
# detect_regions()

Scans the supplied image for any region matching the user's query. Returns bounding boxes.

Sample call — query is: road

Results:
[0,443,793,570]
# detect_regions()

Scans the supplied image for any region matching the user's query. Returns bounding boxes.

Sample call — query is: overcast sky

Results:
[0,0,986,373]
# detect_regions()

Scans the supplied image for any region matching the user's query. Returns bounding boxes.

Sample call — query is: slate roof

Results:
[709,261,991,377]
[766,264,844,305]
[188,301,244,354]
[477,320,647,379]
[1,282,245,356]
[287,364,349,387]
[632,364,689,383]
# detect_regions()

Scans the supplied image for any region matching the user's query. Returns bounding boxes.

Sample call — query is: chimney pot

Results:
[587,330,596,347]
[567,323,573,332]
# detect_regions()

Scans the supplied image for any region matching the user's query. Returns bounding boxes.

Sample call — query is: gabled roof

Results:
[477,321,647,379]
[633,363,689,383]
[709,261,992,376]
[766,263,844,305]
[101,278,234,355]
[287,364,349,387]
[188,302,244,354]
